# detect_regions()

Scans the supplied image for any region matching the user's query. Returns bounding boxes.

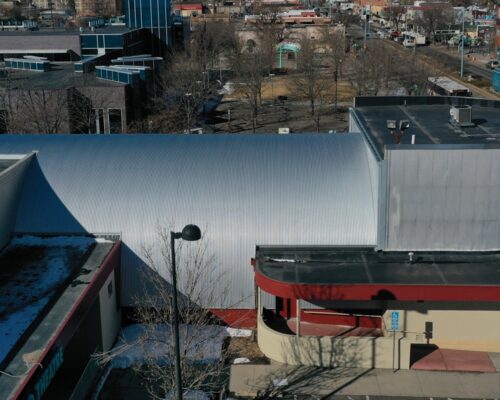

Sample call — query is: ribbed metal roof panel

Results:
[385,148,500,251]
[0,134,378,307]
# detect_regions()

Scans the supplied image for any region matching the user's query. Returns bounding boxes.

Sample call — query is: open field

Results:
[228,74,356,102]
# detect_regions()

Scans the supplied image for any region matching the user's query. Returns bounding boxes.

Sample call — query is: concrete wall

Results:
[383,309,500,353]
[0,154,33,249]
[98,270,121,351]
[257,313,422,369]
[76,85,129,133]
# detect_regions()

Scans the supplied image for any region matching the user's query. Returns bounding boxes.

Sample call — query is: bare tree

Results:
[386,6,406,32]
[190,21,236,73]
[288,37,326,116]
[349,40,396,96]
[255,21,283,72]
[287,37,335,131]
[321,28,346,111]
[127,54,213,133]
[95,227,239,399]
[229,38,268,132]
[414,5,453,43]
[0,79,69,133]
[336,9,359,28]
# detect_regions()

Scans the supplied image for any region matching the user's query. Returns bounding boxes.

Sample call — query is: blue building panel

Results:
[493,68,500,93]
[124,0,172,49]
[5,58,50,72]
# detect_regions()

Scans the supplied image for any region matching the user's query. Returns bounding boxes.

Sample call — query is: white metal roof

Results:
[0,134,379,307]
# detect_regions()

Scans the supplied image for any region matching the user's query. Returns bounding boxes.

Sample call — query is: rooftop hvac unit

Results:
[449,105,474,127]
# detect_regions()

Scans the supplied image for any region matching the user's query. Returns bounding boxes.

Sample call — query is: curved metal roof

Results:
[0,134,378,307]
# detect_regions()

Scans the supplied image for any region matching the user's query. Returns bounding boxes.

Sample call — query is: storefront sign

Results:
[26,347,64,400]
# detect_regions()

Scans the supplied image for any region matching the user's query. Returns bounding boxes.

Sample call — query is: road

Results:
[417,46,491,81]
[349,24,492,83]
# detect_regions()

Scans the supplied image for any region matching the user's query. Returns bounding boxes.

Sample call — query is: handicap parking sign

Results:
[390,311,400,331]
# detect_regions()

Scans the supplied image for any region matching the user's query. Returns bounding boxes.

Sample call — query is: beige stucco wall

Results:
[98,271,121,351]
[257,313,422,369]
[383,309,500,353]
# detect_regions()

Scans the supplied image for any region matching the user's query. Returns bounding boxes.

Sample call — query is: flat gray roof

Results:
[352,96,500,159]
[256,246,500,286]
[0,26,132,36]
[0,63,124,89]
[0,235,117,399]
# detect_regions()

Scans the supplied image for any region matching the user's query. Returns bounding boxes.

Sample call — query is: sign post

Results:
[390,311,400,371]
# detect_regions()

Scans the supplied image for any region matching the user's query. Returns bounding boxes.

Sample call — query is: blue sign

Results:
[26,347,64,400]
[390,311,400,331]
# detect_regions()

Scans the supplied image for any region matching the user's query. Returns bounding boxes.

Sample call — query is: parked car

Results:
[486,60,500,70]
[390,30,400,38]
[403,38,415,48]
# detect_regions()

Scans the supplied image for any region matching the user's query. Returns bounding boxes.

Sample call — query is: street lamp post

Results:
[185,93,192,133]
[269,73,275,105]
[170,224,202,400]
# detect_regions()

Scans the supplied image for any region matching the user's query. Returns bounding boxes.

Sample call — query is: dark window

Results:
[0,110,7,133]
[81,35,98,49]
[107,280,113,297]
[108,109,123,134]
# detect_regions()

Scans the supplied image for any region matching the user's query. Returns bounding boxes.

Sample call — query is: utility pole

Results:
[460,7,465,78]
[363,10,367,47]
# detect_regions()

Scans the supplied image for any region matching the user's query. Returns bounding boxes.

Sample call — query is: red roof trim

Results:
[255,268,500,302]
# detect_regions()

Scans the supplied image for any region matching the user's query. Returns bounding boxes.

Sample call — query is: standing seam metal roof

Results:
[0,134,378,308]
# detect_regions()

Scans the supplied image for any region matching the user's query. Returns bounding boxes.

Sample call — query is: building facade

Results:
[75,0,122,17]
[124,0,172,54]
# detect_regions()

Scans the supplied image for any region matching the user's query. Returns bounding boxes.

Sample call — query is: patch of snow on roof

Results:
[0,297,49,365]
[10,235,110,248]
[0,235,105,365]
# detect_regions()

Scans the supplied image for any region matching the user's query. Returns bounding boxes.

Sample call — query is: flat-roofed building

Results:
[1,97,500,373]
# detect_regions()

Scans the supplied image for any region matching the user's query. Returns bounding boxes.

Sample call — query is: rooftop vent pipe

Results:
[450,105,474,128]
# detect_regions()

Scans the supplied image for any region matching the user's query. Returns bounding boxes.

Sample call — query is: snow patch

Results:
[10,235,110,248]
[106,324,229,370]
[273,378,288,387]
[0,235,109,364]
[165,389,210,400]
[93,324,254,398]
[233,357,250,364]
[0,297,49,364]
[225,327,252,337]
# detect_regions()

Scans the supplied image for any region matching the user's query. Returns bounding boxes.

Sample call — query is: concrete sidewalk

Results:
[229,361,500,398]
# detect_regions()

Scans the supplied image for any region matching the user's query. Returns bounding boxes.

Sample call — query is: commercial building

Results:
[0,27,155,61]
[0,27,161,133]
[0,153,121,399]
[256,96,500,369]
[124,0,172,54]
[0,62,147,133]
[0,96,500,376]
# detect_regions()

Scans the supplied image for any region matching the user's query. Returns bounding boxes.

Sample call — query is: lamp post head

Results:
[181,224,201,241]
